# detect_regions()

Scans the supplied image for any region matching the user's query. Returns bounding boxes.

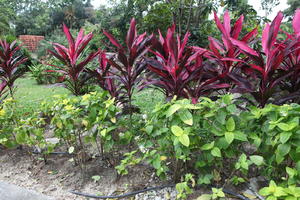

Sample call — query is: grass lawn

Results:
[14,75,69,113]
[13,75,164,114]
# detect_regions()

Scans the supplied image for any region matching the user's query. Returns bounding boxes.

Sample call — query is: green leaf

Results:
[145,125,153,134]
[277,143,291,156]
[211,147,221,157]
[280,132,292,144]
[91,175,101,182]
[222,95,232,104]
[226,104,237,113]
[259,187,271,196]
[234,131,248,141]
[68,146,75,154]
[179,110,193,125]
[197,194,212,200]
[226,117,235,131]
[276,153,284,164]
[225,131,234,144]
[216,111,226,124]
[166,104,181,117]
[179,134,190,147]
[16,132,27,144]
[286,167,297,177]
[201,141,215,150]
[171,125,184,136]
[250,155,264,166]
[277,123,296,131]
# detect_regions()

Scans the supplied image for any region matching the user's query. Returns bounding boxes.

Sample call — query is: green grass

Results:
[132,88,164,113]
[13,75,165,114]
[14,75,69,113]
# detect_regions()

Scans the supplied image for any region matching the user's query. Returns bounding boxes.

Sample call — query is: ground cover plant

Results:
[2,8,300,200]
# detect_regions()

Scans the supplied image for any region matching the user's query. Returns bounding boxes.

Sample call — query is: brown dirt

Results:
[0,147,155,200]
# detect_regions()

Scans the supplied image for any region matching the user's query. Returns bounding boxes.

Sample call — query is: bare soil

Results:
[0,147,156,200]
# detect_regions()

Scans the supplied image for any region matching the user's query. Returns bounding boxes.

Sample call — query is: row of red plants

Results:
[1,10,300,108]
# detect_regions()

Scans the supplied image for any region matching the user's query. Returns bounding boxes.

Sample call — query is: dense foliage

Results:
[1,2,300,199]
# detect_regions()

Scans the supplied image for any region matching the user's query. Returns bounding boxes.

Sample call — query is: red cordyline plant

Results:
[278,9,300,103]
[0,40,28,98]
[144,25,230,104]
[48,24,99,96]
[0,80,7,102]
[87,50,119,99]
[230,12,293,107]
[194,11,259,94]
[103,18,152,111]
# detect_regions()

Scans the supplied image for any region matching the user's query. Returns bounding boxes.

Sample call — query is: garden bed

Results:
[0,147,170,200]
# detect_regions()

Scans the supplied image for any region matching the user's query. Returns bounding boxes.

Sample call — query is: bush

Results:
[42,91,118,164]
[28,62,64,85]
[116,94,300,190]
[0,98,47,149]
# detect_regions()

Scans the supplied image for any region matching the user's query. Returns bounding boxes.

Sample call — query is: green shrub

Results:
[43,91,118,164]
[117,94,300,189]
[0,98,47,149]
[28,62,62,85]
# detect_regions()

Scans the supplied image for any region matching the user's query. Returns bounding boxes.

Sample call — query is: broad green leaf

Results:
[16,132,27,144]
[211,147,221,157]
[277,143,291,156]
[250,155,264,166]
[145,125,153,134]
[216,137,229,149]
[226,104,237,113]
[179,110,193,125]
[56,121,63,129]
[273,187,287,197]
[226,117,235,131]
[280,132,292,144]
[166,104,181,117]
[277,123,296,131]
[68,146,75,154]
[197,194,212,200]
[276,153,285,164]
[179,134,190,147]
[171,125,183,136]
[225,131,234,144]
[100,129,107,136]
[259,187,271,196]
[201,141,215,150]
[222,95,232,104]
[286,167,297,177]
[234,131,248,142]
[216,111,226,124]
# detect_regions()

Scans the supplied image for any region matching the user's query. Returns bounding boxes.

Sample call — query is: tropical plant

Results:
[278,9,300,104]
[0,80,7,102]
[86,50,119,99]
[144,24,229,103]
[193,11,259,96]
[103,18,151,113]
[0,40,28,98]
[48,24,98,95]
[229,12,291,107]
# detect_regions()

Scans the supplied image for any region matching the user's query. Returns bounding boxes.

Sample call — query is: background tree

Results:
[260,0,280,17]
[284,0,300,18]
[0,0,16,36]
